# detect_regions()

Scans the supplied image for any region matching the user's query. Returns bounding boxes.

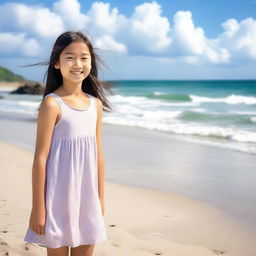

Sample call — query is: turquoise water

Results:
[106,80,256,153]
[1,80,256,153]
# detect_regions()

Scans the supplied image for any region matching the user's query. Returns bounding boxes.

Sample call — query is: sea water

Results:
[1,80,256,154]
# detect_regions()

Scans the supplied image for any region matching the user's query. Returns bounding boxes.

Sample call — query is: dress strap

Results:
[44,92,63,110]
[45,92,95,112]
[92,96,97,113]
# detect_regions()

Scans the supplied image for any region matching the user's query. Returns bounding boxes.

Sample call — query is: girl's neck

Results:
[61,80,84,96]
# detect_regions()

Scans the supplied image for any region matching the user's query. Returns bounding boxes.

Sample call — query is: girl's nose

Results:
[73,59,82,67]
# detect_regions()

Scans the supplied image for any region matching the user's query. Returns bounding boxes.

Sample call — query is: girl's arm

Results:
[29,96,59,234]
[95,98,105,204]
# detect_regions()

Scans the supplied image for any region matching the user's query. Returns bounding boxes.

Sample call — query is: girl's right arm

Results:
[29,95,59,235]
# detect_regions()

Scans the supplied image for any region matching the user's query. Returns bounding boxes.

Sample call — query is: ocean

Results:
[1,80,256,154]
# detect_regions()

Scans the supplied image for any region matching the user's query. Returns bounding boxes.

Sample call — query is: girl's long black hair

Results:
[24,31,113,112]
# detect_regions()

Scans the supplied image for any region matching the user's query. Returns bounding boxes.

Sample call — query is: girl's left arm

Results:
[95,98,105,204]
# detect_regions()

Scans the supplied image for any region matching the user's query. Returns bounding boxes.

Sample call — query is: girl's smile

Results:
[70,70,84,77]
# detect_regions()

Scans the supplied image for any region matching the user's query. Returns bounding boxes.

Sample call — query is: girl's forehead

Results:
[62,41,90,54]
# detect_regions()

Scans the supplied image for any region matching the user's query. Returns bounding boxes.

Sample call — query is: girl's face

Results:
[54,41,92,84]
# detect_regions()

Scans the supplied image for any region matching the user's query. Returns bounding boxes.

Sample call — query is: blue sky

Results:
[2,0,256,37]
[0,0,256,81]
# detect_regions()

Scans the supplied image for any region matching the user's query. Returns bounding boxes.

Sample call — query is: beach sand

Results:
[0,82,24,90]
[0,140,255,256]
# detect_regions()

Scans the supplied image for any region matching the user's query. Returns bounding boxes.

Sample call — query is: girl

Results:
[23,31,113,256]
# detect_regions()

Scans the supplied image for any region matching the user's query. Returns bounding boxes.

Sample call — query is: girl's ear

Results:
[54,62,60,69]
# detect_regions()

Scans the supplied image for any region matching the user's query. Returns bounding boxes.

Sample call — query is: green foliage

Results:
[0,66,26,82]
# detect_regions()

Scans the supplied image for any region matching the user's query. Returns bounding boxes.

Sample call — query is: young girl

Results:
[23,31,113,256]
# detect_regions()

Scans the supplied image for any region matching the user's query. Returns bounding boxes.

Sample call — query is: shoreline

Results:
[1,140,255,256]
[1,83,256,156]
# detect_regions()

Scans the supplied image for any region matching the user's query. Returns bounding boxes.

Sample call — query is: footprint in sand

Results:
[111,243,120,247]
[25,242,38,250]
[211,249,226,254]
[0,199,7,208]
[0,241,8,246]
[0,238,10,255]
[164,214,176,219]
[25,244,30,251]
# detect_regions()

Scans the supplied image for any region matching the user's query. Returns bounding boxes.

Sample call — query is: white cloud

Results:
[0,32,40,56]
[0,33,24,54]
[171,11,206,55]
[219,17,256,62]
[83,1,128,53]
[53,0,89,30]
[119,1,171,54]
[0,0,255,67]
[170,11,231,64]
[94,35,127,53]
[21,38,41,57]
[0,2,62,57]
[0,2,64,38]
[86,2,126,35]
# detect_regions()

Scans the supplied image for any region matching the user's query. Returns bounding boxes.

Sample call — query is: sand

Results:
[0,82,24,90]
[0,140,255,256]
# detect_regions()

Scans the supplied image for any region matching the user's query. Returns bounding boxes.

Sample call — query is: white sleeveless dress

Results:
[23,92,107,248]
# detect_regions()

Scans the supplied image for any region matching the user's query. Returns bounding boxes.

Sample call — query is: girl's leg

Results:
[70,244,95,256]
[47,246,69,256]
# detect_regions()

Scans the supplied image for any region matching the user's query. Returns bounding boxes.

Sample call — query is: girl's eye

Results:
[66,57,87,60]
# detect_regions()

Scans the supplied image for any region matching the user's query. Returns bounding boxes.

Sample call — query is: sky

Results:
[0,0,256,81]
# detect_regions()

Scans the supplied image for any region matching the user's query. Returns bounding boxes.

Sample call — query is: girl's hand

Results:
[100,198,105,216]
[29,206,46,235]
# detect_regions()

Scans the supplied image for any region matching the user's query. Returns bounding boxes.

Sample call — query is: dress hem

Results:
[24,236,107,249]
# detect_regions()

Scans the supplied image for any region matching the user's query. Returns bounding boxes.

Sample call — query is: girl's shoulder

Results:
[89,94,101,103]
[43,93,58,104]
[41,93,61,111]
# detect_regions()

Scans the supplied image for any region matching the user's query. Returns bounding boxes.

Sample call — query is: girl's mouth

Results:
[70,71,83,75]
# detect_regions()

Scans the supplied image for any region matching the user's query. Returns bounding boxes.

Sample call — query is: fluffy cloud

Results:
[86,2,126,35]
[171,11,206,55]
[0,2,64,37]
[0,0,255,65]
[219,18,256,62]
[120,1,171,54]
[0,2,63,56]
[170,11,230,64]
[53,0,88,30]
[94,35,127,53]
[0,32,40,57]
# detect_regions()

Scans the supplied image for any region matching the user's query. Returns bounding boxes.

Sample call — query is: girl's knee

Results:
[47,246,69,256]
[70,244,95,256]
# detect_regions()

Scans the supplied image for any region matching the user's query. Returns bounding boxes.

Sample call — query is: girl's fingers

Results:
[34,226,39,234]
[37,226,41,235]
[39,225,45,235]
[31,224,45,235]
